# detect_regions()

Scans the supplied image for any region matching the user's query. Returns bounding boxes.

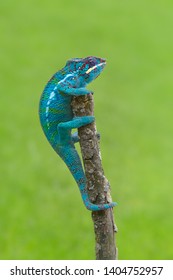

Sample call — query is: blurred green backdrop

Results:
[0,0,173,260]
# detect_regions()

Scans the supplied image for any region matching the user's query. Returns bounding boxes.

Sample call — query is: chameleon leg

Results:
[57,116,94,144]
[63,116,95,129]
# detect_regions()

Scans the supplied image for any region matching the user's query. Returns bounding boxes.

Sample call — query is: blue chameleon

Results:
[39,56,117,211]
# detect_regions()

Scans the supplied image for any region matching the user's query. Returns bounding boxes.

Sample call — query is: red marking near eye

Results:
[80,63,86,70]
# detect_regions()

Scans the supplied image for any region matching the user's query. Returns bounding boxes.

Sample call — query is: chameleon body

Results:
[39,56,117,211]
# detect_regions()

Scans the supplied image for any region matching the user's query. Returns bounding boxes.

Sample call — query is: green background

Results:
[0,0,173,259]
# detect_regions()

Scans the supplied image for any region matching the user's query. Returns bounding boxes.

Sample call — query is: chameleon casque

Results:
[39,56,117,211]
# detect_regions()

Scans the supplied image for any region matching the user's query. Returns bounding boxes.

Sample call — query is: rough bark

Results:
[71,93,118,260]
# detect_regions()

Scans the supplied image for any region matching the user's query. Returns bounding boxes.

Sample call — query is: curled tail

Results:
[57,145,117,211]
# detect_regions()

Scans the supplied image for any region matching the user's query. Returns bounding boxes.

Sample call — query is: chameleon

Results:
[39,56,117,211]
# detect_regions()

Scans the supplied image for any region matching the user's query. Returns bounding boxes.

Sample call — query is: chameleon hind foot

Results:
[85,201,117,211]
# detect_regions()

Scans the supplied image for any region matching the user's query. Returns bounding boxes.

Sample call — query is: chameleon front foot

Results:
[85,201,117,211]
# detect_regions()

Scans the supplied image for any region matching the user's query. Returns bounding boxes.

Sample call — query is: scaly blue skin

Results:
[39,56,117,211]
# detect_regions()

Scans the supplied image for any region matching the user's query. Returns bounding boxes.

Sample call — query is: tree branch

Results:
[71,93,118,260]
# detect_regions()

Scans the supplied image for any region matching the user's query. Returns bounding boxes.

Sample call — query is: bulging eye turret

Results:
[89,60,95,67]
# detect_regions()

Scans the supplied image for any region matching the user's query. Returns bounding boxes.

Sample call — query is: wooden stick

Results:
[71,93,118,260]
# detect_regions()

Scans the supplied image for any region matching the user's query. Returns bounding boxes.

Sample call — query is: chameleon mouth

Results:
[85,62,106,74]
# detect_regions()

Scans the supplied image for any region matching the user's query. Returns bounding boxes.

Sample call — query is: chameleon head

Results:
[80,56,106,84]
[65,56,106,86]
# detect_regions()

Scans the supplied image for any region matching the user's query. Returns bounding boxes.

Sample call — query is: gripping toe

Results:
[85,201,117,211]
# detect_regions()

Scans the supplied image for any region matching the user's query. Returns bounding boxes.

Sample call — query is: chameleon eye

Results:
[89,61,95,67]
